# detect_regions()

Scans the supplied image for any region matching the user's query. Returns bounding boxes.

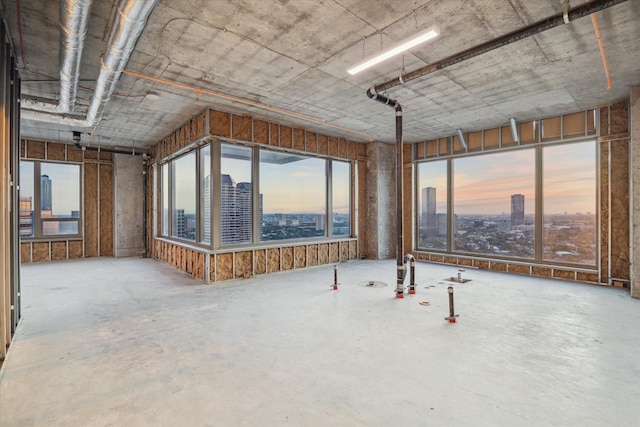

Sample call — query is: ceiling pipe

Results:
[371,0,628,93]
[21,0,159,128]
[59,0,93,113]
[86,0,159,126]
[366,86,406,299]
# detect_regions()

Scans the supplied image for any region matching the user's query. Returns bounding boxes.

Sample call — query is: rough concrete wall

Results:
[631,86,640,299]
[364,142,395,259]
[114,154,144,257]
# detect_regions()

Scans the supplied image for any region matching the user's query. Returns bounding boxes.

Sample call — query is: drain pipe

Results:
[404,254,416,294]
[366,86,406,299]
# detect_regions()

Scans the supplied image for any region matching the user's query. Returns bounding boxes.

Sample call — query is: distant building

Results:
[421,187,437,234]
[19,196,33,237]
[40,174,52,211]
[175,209,185,238]
[511,194,525,226]
[221,174,255,245]
[316,214,326,231]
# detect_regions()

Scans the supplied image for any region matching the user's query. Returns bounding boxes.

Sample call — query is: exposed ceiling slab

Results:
[3,0,639,148]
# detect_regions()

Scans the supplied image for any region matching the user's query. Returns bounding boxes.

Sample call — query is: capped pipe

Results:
[404,254,417,294]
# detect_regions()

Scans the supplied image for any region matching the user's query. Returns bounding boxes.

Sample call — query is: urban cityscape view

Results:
[419,187,596,265]
[172,172,349,243]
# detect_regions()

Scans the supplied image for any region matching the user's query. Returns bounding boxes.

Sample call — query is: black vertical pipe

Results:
[366,87,405,298]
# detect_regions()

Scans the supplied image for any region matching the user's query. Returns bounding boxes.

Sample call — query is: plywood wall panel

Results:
[68,241,83,259]
[267,248,280,273]
[308,244,318,266]
[20,243,30,263]
[319,244,329,264]
[255,249,267,274]
[349,241,357,260]
[317,134,328,155]
[210,110,231,137]
[51,241,67,260]
[32,242,49,262]
[84,163,99,257]
[269,123,279,146]
[294,246,306,268]
[293,128,305,151]
[100,164,114,256]
[339,242,348,262]
[330,242,339,263]
[216,253,233,281]
[610,101,628,134]
[232,115,252,141]
[27,140,45,159]
[235,251,253,279]
[600,141,610,282]
[254,120,269,144]
[610,140,630,280]
[47,143,65,161]
[282,247,294,270]
[328,137,338,156]
[280,126,293,149]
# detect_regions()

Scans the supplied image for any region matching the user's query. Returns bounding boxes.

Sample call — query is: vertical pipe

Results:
[395,107,405,298]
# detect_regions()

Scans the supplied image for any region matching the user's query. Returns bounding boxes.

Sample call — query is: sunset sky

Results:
[418,140,596,216]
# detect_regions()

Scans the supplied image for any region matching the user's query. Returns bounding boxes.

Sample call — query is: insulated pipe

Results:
[366,86,405,299]
[86,0,159,126]
[372,0,628,93]
[74,142,147,156]
[59,0,93,113]
[404,254,416,294]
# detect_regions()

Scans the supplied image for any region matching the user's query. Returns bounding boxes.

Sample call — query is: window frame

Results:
[19,159,83,240]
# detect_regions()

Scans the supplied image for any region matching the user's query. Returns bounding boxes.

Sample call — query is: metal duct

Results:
[59,0,93,113]
[366,86,406,299]
[21,0,159,128]
[85,0,159,126]
[372,0,628,92]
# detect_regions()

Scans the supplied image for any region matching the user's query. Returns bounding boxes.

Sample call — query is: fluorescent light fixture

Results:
[509,118,520,143]
[456,129,467,150]
[347,26,440,75]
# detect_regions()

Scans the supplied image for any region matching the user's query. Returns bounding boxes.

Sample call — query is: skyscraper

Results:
[40,174,52,211]
[421,187,437,234]
[511,194,525,226]
[221,174,254,245]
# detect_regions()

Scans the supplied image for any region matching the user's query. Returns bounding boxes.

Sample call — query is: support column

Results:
[114,153,145,257]
[363,141,395,259]
[630,86,640,299]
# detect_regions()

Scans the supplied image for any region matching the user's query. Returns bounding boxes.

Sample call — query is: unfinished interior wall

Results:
[630,86,640,299]
[410,103,631,287]
[19,140,114,263]
[149,107,363,283]
[114,154,144,257]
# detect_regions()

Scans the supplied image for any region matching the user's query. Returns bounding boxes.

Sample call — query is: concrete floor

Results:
[1,258,639,426]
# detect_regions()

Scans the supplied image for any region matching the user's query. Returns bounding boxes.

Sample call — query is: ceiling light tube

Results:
[348,26,440,75]
[510,118,520,143]
[456,129,467,150]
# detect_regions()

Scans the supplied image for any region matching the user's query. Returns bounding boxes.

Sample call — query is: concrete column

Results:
[363,141,395,259]
[114,153,145,257]
[631,86,640,299]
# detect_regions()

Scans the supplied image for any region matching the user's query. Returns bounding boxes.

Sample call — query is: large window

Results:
[221,144,253,245]
[332,160,350,236]
[453,150,535,258]
[19,160,81,238]
[259,151,326,242]
[543,141,596,265]
[415,140,597,267]
[417,160,447,250]
[172,152,196,241]
[159,141,353,247]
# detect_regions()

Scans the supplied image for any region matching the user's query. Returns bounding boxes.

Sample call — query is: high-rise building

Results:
[175,209,185,238]
[511,194,525,226]
[221,174,253,245]
[421,187,437,234]
[40,174,52,211]
[19,196,34,237]
[203,174,211,243]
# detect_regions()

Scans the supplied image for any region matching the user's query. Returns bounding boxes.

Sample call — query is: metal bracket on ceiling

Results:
[563,0,571,23]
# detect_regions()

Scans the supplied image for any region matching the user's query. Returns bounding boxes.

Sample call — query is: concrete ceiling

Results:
[2,0,639,149]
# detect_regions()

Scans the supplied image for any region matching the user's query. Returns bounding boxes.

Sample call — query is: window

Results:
[331,160,350,236]
[543,141,596,265]
[162,162,169,236]
[171,152,196,241]
[200,146,211,244]
[417,160,447,250]
[221,144,253,245]
[20,160,81,238]
[260,151,326,241]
